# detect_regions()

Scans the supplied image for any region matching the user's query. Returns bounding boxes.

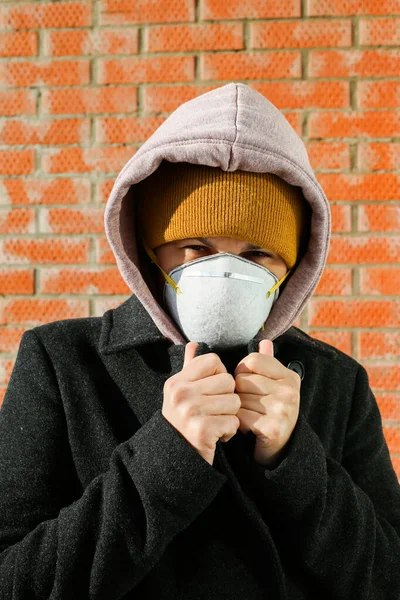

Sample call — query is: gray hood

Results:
[104,82,331,345]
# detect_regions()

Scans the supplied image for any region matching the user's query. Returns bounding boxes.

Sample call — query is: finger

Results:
[183,342,199,368]
[259,339,274,357]
[236,393,271,415]
[238,394,291,423]
[235,373,280,396]
[234,353,287,380]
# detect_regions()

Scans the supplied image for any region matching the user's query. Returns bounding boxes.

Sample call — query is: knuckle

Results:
[181,400,196,419]
[170,381,187,404]
[226,373,236,391]
[270,426,280,439]
[247,353,258,369]
[192,420,206,446]
[281,384,295,400]
[208,353,221,368]
[290,370,301,386]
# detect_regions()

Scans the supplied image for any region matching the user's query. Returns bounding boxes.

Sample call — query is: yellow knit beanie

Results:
[135,161,309,270]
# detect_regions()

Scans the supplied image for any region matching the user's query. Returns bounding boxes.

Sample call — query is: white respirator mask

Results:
[142,240,291,351]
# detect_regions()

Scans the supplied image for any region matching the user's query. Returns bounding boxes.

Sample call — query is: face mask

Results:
[142,239,291,350]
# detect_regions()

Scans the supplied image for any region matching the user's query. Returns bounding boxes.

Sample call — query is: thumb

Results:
[259,339,274,357]
[183,341,199,368]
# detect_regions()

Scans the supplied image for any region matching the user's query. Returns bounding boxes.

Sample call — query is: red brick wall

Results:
[0,0,399,477]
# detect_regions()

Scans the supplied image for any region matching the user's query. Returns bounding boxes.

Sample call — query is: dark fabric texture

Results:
[0,293,399,599]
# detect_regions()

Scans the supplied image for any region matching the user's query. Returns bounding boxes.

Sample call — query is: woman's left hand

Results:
[234,339,301,469]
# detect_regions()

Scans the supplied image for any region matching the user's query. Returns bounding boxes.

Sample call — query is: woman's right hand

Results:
[162,342,241,466]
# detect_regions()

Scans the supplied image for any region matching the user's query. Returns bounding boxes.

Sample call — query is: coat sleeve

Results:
[0,329,228,599]
[248,362,400,599]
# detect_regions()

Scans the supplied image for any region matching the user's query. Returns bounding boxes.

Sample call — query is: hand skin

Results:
[234,339,301,469]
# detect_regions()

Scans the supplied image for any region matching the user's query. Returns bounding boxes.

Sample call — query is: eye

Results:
[247,251,272,258]
[183,245,207,252]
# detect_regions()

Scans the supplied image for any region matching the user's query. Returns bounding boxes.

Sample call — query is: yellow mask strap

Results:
[266,268,292,299]
[141,238,291,301]
[142,239,183,295]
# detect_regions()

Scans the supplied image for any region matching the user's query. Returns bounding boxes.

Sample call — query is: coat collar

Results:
[99,293,166,353]
[97,293,335,431]
[98,292,302,357]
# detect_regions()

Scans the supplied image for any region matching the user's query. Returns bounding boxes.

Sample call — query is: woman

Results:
[0,82,399,599]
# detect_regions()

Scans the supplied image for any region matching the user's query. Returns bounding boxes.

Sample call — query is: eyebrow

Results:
[192,237,263,251]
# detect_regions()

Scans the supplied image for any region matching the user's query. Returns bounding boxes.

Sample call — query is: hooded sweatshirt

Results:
[104,82,331,344]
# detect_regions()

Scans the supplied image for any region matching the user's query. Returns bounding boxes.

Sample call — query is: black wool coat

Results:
[0,293,399,599]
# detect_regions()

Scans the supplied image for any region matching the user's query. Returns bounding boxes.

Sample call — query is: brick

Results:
[0,298,89,325]
[375,394,400,421]
[96,180,115,205]
[358,142,400,171]
[251,80,349,109]
[309,111,400,138]
[0,327,28,353]
[306,141,350,170]
[202,0,300,19]
[331,205,352,233]
[0,358,14,385]
[358,205,400,233]
[100,0,195,25]
[252,19,351,49]
[143,84,219,113]
[40,267,130,295]
[0,89,36,117]
[45,27,138,57]
[308,330,353,355]
[0,2,92,30]
[96,116,165,144]
[96,237,117,264]
[147,23,244,53]
[98,56,194,84]
[284,112,302,136]
[0,118,90,146]
[368,366,400,392]
[359,81,400,108]
[327,236,400,264]
[201,51,301,81]
[93,297,128,316]
[38,207,105,234]
[0,60,90,88]
[42,86,137,116]
[309,299,400,328]
[0,208,35,234]
[392,457,400,482]
[316,173,400,201]
[41,146,136,175]
[0,269,34,294]
[309,49,400,78]
[384,426,400,453]
[0,31,37,57]
[360,267,400,295]
[309,0,400,16]
[0,238,90,264]
[360,17,400,46]
[314,267,352,296]
[0,149,34,175]
[359,332,400,360]
[0,178,91,206]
